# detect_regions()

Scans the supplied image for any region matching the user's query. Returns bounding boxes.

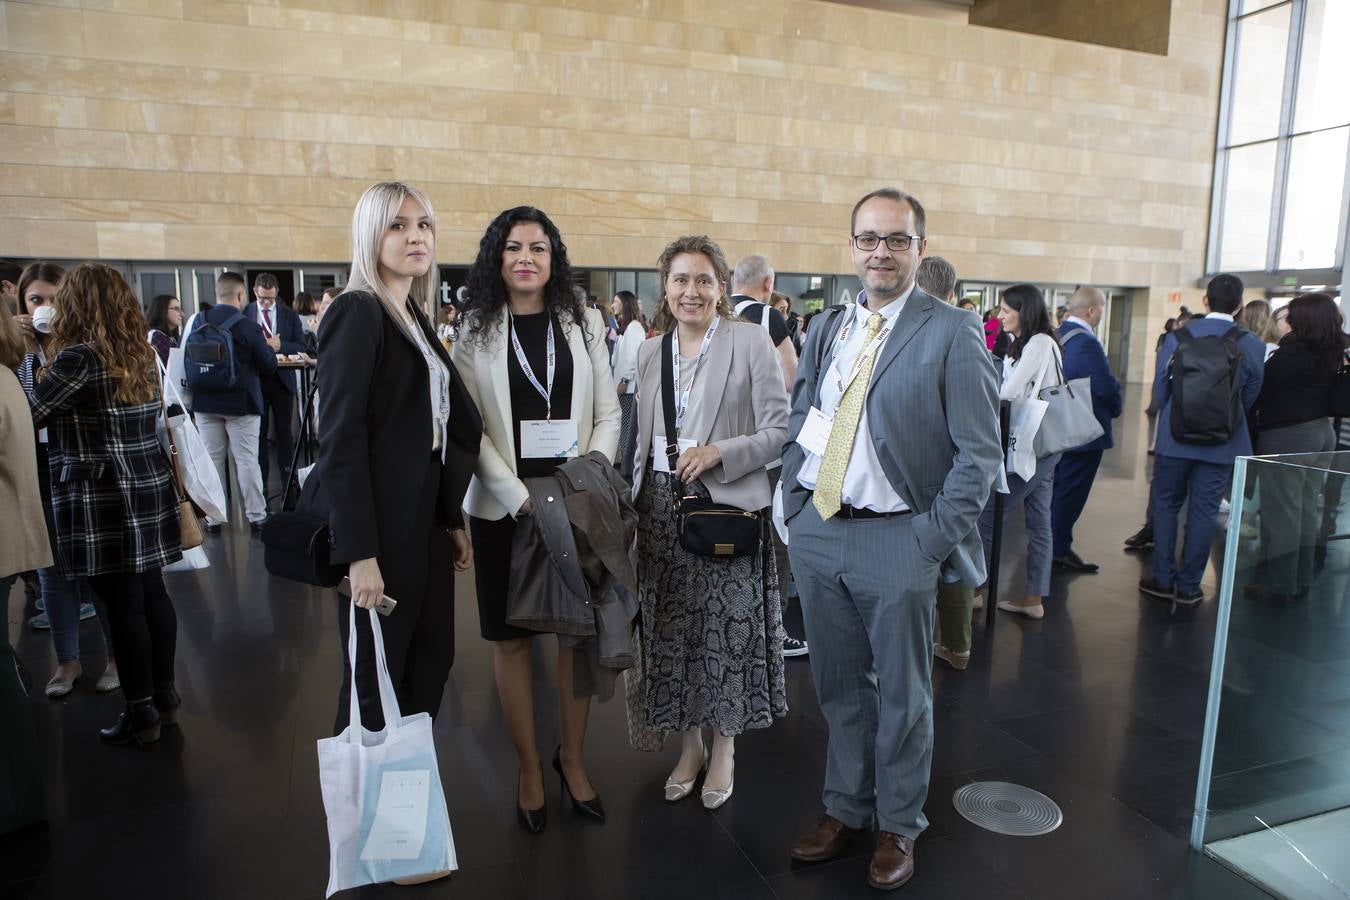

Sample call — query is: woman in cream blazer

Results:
[454,206,620,834]
[631,235,789,812]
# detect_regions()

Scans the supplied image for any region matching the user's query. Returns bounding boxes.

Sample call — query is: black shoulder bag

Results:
[261,374,346,587]
[661,330,760,559]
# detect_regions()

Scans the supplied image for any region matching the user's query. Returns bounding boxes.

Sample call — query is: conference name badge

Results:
[797,406,833,457]
[521,419,580,459]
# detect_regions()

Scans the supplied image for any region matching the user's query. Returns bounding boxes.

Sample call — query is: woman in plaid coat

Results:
[26,263,182,746]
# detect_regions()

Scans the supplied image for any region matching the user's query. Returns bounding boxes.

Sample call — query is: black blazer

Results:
[1254,336,1336,432]
[316,291,482,565]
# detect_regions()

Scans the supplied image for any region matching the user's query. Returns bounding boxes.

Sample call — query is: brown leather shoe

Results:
[789,813,869,862]
[868,831,915,890]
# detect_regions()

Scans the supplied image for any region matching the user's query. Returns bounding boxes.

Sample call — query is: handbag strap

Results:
[660,331,683,498]
[156,357,189,503]
[346,602,404,741]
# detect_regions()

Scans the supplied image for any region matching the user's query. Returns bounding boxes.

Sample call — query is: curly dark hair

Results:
[462,206,585,347]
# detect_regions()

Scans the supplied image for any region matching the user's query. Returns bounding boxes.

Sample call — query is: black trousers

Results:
[259,374,296,489]
[86,569,177,701]
[333,456,455,735]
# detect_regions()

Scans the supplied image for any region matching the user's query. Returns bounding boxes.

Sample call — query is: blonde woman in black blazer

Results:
[316,182,481,748]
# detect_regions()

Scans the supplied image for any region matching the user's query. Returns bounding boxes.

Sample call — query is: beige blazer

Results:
[632,319,788,512]
[1,367,54,578]
[455,305,620,521]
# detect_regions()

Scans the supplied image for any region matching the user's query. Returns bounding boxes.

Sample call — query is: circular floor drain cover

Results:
[952,782,1063,836]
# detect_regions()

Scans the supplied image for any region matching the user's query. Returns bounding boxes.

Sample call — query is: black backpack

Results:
[1169,325,1246,445]
[184,310,245,393]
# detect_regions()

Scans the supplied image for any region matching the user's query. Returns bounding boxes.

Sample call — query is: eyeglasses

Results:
[853,233,920,252]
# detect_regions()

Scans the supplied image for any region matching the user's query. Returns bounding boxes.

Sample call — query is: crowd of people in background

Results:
[2,179,1348,893]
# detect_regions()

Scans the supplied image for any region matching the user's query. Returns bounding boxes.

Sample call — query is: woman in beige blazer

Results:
[1,311,52,587]
[1,310,50,833]
[454,206,620,834]
[632,235,789,810]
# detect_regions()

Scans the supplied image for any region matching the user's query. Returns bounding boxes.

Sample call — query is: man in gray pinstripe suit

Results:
[781,188,1002,891]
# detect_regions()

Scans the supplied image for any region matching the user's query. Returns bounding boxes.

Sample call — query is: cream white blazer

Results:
[454,305,620,520]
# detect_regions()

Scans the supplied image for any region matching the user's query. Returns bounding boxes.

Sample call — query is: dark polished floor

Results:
[2,387,1299,899]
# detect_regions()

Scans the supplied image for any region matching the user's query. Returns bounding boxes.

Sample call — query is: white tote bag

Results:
[1006,396,1048,482]
[318,605,457,897]
[156,357,229,523]
[163,545,210,572]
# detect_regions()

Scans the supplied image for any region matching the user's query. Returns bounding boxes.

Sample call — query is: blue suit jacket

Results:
[1152,316,1266,464]
[1057,321,1122,451]
[244,301,306,394]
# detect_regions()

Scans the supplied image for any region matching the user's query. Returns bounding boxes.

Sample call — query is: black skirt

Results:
[469,513,541,642]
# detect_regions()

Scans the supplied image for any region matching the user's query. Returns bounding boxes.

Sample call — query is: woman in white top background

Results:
[977,284,1064,620]
[609,289,645,481]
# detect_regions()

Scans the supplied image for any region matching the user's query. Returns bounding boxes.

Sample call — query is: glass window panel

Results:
[137,272,177,307]
[194,271,215,314]
[1293,0,1350,132]
[1278,126,1348,269]
[1239,0,1286,13]
[1219,140,1279,271]
[1228,5,1292,145]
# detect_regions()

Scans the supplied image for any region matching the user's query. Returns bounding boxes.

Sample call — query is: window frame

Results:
[1207,0,1350,277]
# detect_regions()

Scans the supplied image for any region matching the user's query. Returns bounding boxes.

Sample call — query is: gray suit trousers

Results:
[788,502,940,839]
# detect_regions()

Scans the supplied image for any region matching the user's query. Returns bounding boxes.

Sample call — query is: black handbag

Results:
[660,331,760,559]
[261,377,346,588]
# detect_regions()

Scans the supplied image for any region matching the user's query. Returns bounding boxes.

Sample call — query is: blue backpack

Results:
[184,311,245,393]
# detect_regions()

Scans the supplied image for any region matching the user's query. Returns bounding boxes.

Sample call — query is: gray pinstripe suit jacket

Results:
[781,287,1002,587]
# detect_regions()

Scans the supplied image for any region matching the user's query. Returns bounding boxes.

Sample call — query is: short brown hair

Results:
[651,235,735,334]
[851,187,926,239]
[253,272,279,291]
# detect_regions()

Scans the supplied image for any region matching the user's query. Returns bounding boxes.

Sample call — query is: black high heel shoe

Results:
[552,745,605,822]
[516,764,547,834]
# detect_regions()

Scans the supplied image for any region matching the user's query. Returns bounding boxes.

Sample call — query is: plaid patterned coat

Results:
[26,344,181,576]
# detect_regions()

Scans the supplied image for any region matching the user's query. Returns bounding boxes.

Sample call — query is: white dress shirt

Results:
[1065,315,1097,338]
[256,302,276,337]
[797,287,912,513]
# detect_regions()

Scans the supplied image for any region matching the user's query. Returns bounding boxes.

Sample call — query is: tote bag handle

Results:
[346,603,404,742]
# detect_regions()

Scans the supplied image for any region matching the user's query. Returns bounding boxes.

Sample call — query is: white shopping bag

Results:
[163,545,210,572]
[1006,396,1048,482]
[166,346,191,411]
[157,357,229,523]
[318,605,457,897]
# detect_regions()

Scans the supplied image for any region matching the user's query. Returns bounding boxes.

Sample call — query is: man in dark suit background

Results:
[244,272,306,492]
[1050,287,1123,573]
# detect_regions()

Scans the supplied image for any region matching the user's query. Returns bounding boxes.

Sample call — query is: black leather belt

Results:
[837,504,910,520]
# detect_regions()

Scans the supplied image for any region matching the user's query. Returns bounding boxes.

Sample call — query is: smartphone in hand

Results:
[337,576,398,616]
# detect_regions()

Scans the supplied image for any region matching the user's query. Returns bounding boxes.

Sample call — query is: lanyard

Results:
[671,316,720,434]
[509,312,557,420]
[828,303,893,396]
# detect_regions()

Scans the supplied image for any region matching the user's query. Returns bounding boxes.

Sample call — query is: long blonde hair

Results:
[345,181,438,333]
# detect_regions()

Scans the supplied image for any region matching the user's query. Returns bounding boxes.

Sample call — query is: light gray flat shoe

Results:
[45,663,83,698]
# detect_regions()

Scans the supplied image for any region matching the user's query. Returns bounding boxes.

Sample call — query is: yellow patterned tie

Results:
[813,312,885,520]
